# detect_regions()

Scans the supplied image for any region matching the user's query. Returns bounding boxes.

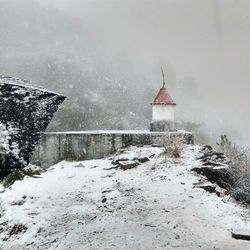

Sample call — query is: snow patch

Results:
[0,145,250,249]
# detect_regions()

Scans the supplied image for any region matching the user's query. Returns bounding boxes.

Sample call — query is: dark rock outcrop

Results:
[118,160,140,170]
[0,76,66,177]
[194,181,221,197]
[192,166,230,189]
[192,145,232,189]
[136,156,150,163]
[232,232,250,241]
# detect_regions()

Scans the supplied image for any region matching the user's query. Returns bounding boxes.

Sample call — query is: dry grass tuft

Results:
[8,224,27,237]
[161,135,184,159]
[216,135,250,204]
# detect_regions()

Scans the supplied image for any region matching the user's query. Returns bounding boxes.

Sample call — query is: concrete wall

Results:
[32,130,193,168]
[152,105,175,122]
[150,120,177,132]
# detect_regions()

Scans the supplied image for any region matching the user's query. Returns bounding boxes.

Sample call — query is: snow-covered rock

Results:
[0,76,66,177]
[192,145,232,189]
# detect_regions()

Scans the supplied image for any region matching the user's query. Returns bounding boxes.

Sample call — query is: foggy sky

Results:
[35,0,250,145]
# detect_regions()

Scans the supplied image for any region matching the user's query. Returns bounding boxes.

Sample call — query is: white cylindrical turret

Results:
[150,70,177,131]
[152,104,175,122]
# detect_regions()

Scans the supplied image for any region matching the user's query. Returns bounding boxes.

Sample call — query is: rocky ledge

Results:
[191,145,232,195]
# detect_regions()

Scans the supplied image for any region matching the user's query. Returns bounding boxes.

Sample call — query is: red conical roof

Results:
[152,86,176,105]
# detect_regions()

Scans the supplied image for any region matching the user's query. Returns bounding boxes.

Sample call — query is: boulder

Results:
[112,158,129,165]
[0,76,66,177]
[118,160,140,170]
[232,231,250,241]
[137,156,150,163]
[192,166,230,189]
[193,145,232,189]
[194,182,221,196]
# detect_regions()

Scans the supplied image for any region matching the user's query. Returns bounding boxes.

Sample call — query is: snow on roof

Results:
[152,86,176,106]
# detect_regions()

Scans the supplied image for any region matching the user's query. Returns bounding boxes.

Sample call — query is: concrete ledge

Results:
[150,120,177,132]
[32,130,193,168]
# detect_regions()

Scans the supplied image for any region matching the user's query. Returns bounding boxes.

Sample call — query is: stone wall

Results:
[32,130,193,168]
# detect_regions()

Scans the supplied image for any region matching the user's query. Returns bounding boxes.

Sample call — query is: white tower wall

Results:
[152,105,175,122]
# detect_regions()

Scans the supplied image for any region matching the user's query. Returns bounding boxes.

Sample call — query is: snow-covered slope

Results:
[0,145,250,250]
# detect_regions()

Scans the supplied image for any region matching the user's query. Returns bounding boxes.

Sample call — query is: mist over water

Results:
[1,0,250,146]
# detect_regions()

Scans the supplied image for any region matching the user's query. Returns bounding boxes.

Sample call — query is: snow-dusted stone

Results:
[193,146,231,189]
[137,156,150,163]
[192,165,230,188]
[0,76,66,177]
[118,160,140,170]
[231,231,250,241]
[194,181,221,197]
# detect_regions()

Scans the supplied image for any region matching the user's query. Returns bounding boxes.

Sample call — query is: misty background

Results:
[0,0,249,146]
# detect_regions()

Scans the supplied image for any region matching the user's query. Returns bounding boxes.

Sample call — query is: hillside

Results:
[1,145,250,250]
[0,0,156,132]
[0,0,214,141]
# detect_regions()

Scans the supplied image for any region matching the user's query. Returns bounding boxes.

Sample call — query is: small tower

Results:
[150,68,177,132]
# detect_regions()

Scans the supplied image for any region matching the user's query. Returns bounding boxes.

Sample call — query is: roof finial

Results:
[161,66,166,88]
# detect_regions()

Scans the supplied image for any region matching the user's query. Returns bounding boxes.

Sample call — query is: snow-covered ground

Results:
[0,145,250,250]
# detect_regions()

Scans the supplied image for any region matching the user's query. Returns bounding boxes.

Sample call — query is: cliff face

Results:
[0,76,66,177]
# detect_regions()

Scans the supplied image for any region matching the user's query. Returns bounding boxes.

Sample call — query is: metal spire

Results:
[161,66,166,88]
